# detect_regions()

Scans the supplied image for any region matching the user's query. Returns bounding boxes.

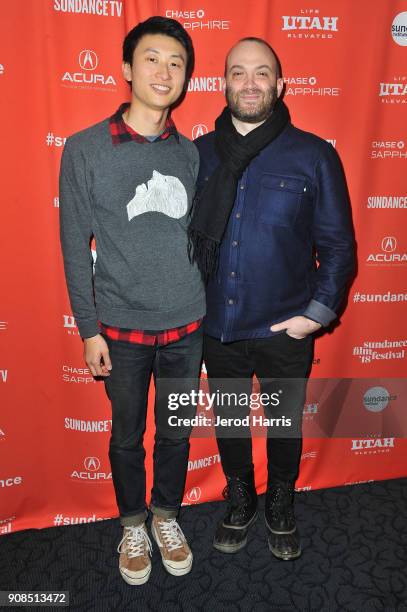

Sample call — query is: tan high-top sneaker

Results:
[117,524,152,585]
[151,516,193,576]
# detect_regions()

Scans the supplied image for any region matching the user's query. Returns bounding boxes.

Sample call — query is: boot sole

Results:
[268,540,302,561]
[213,511,258,554]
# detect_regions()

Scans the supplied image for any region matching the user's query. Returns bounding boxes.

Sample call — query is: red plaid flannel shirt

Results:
[101,103,201,346]
[109,102,178,145]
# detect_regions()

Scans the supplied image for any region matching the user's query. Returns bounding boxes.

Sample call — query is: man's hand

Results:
[84,334,112,377]
[270,316,322,339]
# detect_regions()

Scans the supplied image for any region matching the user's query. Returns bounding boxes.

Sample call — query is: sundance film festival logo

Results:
[379,77,407,103]
[61,50,116,90]
[71,456,112,481]
[363,386,396,413]
[282,9,338,39]
[371,140,406,159]
[165,8,230,30]
[284,75,340,97]
[366,236,407,266]
[392,12,407,46]
[53,0,123,17]
[192,124,208,140]
[353,339,406,364]
[63,314,79,336]
[351,437,395,454]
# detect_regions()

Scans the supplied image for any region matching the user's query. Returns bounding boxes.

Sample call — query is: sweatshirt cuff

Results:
[303,299,337,327]
[76,318,101,339]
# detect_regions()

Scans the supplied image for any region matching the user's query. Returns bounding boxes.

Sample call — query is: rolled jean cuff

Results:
[150,504,178,519]
[120,510,148,527]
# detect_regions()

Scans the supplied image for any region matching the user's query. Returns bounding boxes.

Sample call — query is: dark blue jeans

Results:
[103,327,203,526]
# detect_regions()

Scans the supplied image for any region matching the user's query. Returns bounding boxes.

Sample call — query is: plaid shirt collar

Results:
[109,102,179,146]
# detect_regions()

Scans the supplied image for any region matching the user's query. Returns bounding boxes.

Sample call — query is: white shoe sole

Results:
[151,523,193,576]
[119,564,152,585]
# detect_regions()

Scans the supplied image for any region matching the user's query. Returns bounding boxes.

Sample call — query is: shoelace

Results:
[156,519,185,552]
[117,526,152,559]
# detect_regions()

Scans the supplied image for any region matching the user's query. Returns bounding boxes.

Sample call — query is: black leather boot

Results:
[213,472,258,553]
[265,481,301,560]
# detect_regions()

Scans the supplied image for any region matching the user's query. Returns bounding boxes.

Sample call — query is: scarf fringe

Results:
[188,228,219,283]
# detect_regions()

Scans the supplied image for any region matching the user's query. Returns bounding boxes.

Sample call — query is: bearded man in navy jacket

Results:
[189,37,355,560]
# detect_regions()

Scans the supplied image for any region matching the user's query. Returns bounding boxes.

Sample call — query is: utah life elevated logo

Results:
[62,50,116,91]
[282,9,338,39]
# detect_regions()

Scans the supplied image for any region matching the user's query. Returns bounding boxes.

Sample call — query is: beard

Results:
[226,85,279,123]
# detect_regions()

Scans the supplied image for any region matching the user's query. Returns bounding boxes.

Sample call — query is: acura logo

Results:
[84,457,100,471]
[186,486,202,502]
[381,236,397,253]
[79,50,98,71]
[192,124,208,140]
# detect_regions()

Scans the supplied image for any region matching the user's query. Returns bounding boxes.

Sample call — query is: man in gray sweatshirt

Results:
[59,17,205,585]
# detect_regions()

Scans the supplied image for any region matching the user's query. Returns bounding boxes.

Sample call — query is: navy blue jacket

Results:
[195,123,355,342]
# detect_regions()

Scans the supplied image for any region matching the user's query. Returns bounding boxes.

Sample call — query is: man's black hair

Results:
[123,16,195,87]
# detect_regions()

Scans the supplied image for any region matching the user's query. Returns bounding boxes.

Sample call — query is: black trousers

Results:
[103,327,203,526]
[203,332,313,486]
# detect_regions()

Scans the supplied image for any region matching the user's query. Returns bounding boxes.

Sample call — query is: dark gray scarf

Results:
[188,99,290,280]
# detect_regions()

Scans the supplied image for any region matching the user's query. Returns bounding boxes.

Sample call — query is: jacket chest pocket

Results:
[257,174,308,227]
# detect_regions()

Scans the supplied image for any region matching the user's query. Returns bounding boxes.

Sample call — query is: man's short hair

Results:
[123,16,195,86]
[225,37,282,79]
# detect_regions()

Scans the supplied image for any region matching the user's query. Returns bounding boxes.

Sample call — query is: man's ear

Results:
[276,77,284,98]
[122,61,132,83]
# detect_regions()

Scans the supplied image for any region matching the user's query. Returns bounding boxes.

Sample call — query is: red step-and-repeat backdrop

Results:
[0,0,406,534]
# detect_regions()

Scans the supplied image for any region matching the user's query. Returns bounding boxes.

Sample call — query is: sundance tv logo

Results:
[366,236,407,266]
[71,456,112,482]
[62,50,116,90]
[53,0,123,17]
[282,9,338,39]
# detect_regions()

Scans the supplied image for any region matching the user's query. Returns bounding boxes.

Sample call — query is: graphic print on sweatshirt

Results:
[127,170,188,221]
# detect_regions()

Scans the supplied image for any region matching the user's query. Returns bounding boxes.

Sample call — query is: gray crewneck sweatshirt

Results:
[59,117,205,338]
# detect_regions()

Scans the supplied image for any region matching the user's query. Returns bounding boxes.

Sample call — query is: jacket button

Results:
[235,212,241,219]
[240,184,245,190]
[232,240,238,247]
[204,176,209,181]
[280,181,285,187]
[230,271,236,277]
[228,299,234,305]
